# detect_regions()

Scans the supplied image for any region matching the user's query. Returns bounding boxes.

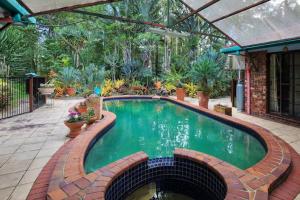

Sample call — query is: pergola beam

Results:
[0,23,11,31]
[17,0,121,17]
[70,9,166,28]
[172,0,219,28]
[178,0,241,46]
[71,10,226,39]
[211,0,270,23]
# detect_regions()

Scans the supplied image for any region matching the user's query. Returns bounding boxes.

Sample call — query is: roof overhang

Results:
[180,0,300,48]
[221,38,300,54]
[0,0,36,30]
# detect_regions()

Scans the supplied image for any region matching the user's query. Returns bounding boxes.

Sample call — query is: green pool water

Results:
[84,99,266,173]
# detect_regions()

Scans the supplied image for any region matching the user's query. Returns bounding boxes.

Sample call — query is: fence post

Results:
[29,77,34,112]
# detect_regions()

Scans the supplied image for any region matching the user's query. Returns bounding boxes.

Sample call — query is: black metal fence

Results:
[0,76,46,120]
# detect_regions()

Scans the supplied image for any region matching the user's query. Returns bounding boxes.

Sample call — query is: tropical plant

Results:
[130,80,142,87]
[189,49,225,95]
[57,67,80,88]
[163,68,185,88]
[121,60,141,81]
[114,79,125,90]
[164,82,176,94]
[81,64,105,91]
[184,82,198,97]
[101,79,114,96]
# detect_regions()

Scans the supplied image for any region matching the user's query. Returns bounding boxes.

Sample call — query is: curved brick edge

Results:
[27,95,298,200]
[173,149,250,200]
[270,142,300,200]
[50,150,250,200]
[159,97,292,196]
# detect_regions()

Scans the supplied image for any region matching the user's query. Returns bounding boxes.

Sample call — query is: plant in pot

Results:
[38,81,55,95]
[76,101,87,114]
[175,81,185,101]
[64,111,85,138]
[189,49,225,108]
[83,108,97,125]
[164,70,185,100]
[58,67,79,96]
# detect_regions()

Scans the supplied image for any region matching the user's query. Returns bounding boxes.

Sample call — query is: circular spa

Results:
[105,156,227,200]
[84,98,267,199]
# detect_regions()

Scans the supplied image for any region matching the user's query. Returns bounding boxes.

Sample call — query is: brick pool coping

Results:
[26,96,300,200]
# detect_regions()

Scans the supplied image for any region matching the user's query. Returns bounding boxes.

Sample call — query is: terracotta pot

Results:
[154,81,162,90]
[176,88,185,101]
[198,91,209,109]
[64,120,85,138]
[66,87,76,96]
[76,105,87,114]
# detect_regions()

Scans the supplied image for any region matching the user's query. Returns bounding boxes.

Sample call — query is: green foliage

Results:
[163,68,184,88]
[81,64,105,90]
[0,1,230,98]
[57,67,80,87]
[0,79,11,109]
[164,82,176,94]
[0,27,39,76]
[184,82,198,97]
[189,49,226,95]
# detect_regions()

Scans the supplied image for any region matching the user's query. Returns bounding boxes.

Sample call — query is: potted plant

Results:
[76,101,87,114]
[64,111,85,138]
[83,108,97,125]
[58,67,79,96]
[38,81,55,95]
[214,104,232,116]
[175,81,185,101]
[164,70,185,100]
[86,94,102,120]
[189,49,225,109]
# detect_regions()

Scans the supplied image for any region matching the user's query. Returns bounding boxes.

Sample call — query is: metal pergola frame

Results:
[2,0,300,49]
[16,0,121,16]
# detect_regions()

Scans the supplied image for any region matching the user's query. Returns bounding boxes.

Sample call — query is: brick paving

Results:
[0,99,82,200]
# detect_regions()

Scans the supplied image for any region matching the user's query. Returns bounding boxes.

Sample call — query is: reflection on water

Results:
[125,183,194,200]
[85,100,266,173]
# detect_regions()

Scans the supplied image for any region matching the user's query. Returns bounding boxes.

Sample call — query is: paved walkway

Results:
[0,99,81,200]
[0,97,299,200]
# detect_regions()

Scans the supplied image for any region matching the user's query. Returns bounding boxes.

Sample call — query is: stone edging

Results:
[26,95,298,200]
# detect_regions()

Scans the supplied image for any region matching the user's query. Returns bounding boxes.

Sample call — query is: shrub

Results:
[101,79,114,97]
[57,67,80,88]
[184,82,198,97]
[114,79,125,90]
[164,82,176,94]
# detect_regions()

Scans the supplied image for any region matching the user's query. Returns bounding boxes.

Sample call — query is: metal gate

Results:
[0,76,46,119]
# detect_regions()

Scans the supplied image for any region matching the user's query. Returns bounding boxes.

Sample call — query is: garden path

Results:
[0,98,82,200]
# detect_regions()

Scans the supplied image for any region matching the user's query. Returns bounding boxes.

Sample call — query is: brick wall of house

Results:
[244,51,268,116]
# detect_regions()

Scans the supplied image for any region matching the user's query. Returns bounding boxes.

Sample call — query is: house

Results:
[221,40,300,123]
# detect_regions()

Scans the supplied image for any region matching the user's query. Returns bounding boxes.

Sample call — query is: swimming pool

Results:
[84,99,266,173]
